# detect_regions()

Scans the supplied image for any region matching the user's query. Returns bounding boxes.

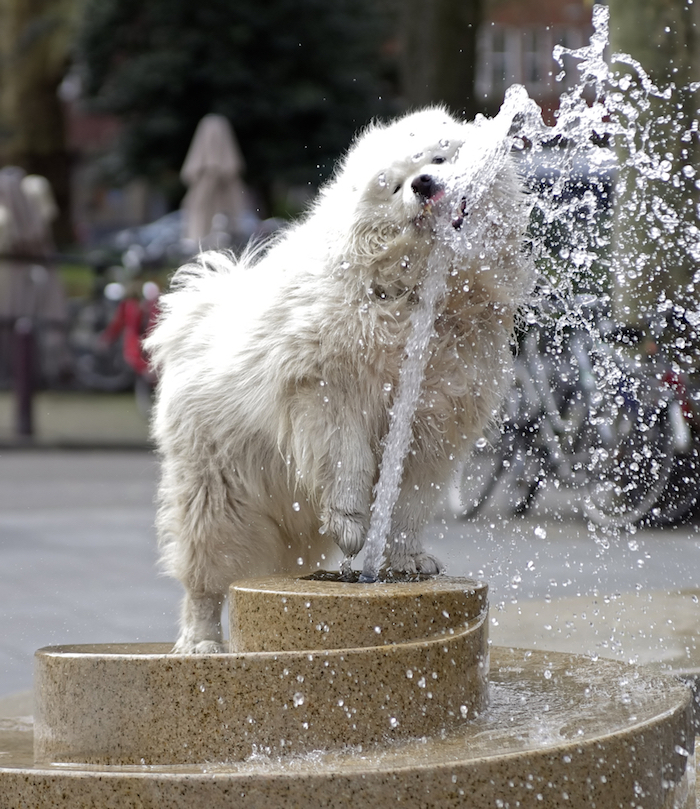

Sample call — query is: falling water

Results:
[359,90,536,582]
[357,4,700,579]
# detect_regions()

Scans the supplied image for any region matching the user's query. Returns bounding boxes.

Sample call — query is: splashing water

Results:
[525,4,699,320]
[359,92,534,582]
[357,243,451,583]
[357,4,700,578]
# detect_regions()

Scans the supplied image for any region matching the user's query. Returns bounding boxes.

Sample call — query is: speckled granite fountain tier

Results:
[33,577,489,765]
[228,574,488,651]
[0,649,694,808]
[0,575,696,808]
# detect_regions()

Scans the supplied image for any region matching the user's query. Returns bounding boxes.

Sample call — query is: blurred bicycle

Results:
[452,297,695,528]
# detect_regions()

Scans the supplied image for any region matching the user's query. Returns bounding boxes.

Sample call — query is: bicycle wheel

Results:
[494,427,545,515]
[553,388,602,488]
[643,445,700,527]
[582,395,674,528]
[72,345,134,392]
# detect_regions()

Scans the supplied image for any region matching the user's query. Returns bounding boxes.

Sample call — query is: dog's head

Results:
[325,108,469,243]
[315,105,532,310]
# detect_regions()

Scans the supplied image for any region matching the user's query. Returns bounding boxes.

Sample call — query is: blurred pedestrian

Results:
[0,167,69,389]
[100,279,160,417]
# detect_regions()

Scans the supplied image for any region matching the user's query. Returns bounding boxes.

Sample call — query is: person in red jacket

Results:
[101,280,160,378]
[101,279,160,417]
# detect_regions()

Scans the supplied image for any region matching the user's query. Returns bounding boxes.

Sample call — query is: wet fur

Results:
[146,108,532,653]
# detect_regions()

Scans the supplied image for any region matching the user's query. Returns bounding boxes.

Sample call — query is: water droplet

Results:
[293,692,305,707]
[292,501,301,512]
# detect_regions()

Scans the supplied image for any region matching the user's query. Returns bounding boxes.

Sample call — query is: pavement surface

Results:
[0,390,150,449]
[1,390,700,710]
[0,449,180,697]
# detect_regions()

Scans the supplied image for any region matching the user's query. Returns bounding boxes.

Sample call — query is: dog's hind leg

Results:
[157,460,246,654]
[173,591,225,654]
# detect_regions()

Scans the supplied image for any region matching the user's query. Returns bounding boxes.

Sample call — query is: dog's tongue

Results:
[429,189,445,204]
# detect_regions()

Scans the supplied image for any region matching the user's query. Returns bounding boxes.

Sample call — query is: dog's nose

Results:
[411,174,440,200]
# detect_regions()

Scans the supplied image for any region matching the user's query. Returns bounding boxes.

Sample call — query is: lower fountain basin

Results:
[0,575,695,808]
[0,647,694,808]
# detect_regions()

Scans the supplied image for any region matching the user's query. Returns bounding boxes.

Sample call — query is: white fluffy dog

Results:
[147,107,532,653]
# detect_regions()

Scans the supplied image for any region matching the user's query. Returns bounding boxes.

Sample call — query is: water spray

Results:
[358,89,538,583]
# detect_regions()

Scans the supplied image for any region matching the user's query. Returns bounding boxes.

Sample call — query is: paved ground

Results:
[0,390,150,448]
[0,449,180,696]
[431,485,700,675]
[2,440,700,701]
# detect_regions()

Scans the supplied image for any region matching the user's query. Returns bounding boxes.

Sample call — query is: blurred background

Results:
[0,0,598,444]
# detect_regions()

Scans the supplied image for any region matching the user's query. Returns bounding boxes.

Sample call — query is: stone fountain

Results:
[0,573,694,808]
[2,7,698,807]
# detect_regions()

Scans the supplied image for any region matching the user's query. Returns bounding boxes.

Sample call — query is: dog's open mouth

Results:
[415,188,446,228]
[452,197,467,230]
[426,188,445,206]
[416,192,468,231]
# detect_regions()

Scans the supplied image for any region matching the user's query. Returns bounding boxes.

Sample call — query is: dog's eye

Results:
[431,156,446,165]
[392,184,402,194]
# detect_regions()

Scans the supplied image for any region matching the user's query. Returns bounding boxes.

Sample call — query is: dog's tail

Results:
[168,249,239,292]
[144,250,239,373]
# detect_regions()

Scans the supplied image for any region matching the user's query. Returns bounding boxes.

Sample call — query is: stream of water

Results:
[358,5,700,579]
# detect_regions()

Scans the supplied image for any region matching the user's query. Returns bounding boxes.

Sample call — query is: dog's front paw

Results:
[322,509,367,557]
[388,551,444,576]
[172,638,225,655]
[412,552,444,575]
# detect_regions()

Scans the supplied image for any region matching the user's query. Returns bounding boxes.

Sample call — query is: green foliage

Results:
[77,0,395,205]
[57,263,94,299]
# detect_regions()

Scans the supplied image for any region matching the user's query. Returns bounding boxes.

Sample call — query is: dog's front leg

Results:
[319,426,377,571]
[293,402,375,570]
[386,454,449,575]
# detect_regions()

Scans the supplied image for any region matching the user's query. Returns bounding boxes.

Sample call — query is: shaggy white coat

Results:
[146,107,533,653]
